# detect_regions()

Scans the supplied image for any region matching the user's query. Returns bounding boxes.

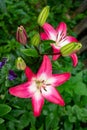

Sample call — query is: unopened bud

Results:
[37,6,50,26]
[16,57,26,70]
[16,25,27,45]
[0,94,5,100]
[60,42,82,56]
[31,33,40,46]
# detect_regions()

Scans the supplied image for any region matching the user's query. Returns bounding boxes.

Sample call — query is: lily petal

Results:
[42,23,57,41]
[9,82,33,98]
[32,91,44,117]
[37,55,52,77]
[40,32,49,40]
[59,36,78,47]
[41,86,65,106]
[66,36,78,42]
[64,36,78,44]
[51,44,61,60]
[25,66,35,80]
[56,22,67,40]
[52,73,71,87]
[70,53,78,67]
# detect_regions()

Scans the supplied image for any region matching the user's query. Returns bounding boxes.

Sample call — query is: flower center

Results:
[56,32,66,47]
[34,79,51,93]
[36,80,44,89]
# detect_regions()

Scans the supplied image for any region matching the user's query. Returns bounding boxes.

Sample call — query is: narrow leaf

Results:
[21,48,39,57]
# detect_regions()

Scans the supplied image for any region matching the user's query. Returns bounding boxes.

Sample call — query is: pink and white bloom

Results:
[40,22,78,67]
[9,55,70,117]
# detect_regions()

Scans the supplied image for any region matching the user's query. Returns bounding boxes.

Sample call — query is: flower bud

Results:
[0,94,5,100]
[31,33,40,46]
[16,57,26,70]
[16,25,27,45]
[37,6,50,26]
[60,42,82,56]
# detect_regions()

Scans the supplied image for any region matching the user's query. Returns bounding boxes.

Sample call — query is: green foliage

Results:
[21,48,39,57]
[0,104,11,116]
[0,104,11,124]
[0,118,5,124]
[0,0,87,130]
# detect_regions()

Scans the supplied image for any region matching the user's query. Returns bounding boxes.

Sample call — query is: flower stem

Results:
[40,52,60,56]
[35,46,60,56]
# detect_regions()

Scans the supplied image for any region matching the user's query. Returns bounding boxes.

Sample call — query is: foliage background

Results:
[0,0,87,130]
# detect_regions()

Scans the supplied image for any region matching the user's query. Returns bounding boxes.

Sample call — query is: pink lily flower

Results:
[9,55,70,117]
[40,22,78,67]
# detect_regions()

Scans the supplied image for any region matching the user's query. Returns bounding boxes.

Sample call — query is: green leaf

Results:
[45,112,59,130]
[0,118,4,124]
[17,112,30,129]
[62,71,87,97]
[40,40,54,53]
[30,126,36,130]
[38,125,44,130]
[42,40,55,44]
[21,48,39,57]
[4,114,20,123]
[64,120,73,130]
[72,105,87,122]
[0,124,6,130]
[52,61,61,70]
[74,82,87,96]
[69,115,76,123]
[0,0,7,13]
[0,104,11,116]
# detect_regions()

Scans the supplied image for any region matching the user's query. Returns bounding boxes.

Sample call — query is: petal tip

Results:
[73,61,78,67]
[33,112,41,117]
[60,100,65,106]
[70,53,78,67]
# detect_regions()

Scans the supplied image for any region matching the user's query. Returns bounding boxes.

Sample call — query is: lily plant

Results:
[40,22,79,67]
[9,55,70,117]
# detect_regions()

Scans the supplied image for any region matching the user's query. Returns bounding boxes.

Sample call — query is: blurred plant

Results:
[0,1,87,130]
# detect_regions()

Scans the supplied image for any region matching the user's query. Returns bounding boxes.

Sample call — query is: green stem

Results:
[35,46,60,56]
[40,52,60,56]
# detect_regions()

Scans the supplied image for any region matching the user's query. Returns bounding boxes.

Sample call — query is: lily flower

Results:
[9,55,70,117]
[40,22,78,67]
